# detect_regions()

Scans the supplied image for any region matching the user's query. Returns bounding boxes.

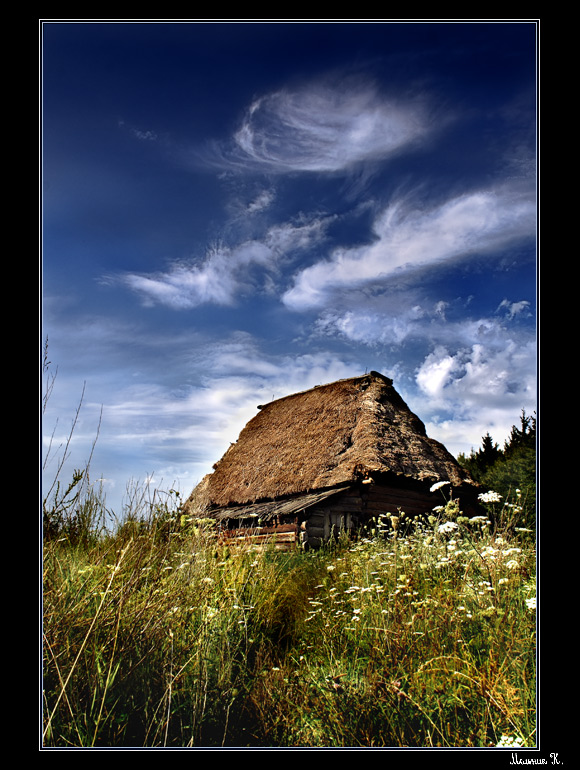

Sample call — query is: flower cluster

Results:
[478,490,502,504]
[430,481,451,493]
[438,521,458,535]
[496,734,525,747]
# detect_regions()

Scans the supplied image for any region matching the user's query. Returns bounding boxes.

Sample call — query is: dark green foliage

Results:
[459,433,501,479]
[503,410,536,458]
[458,409,536,530]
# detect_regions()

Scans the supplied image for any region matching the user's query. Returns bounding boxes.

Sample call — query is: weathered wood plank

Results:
[365,487,434,503]
[325,502,363,513]
[222,531,297,543]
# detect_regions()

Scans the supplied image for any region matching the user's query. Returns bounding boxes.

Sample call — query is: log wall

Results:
[217,480,459,550]
[301,482,441,548]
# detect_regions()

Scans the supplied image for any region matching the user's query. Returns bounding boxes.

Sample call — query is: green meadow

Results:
[42,479,535,748]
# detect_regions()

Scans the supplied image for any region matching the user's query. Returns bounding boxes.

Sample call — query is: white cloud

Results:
[316,304,426,347]
[192,333,360,402]
[264,216,331,255]
[498,298,532,319]
[246,189,275,214]
[208,78,427,174]
[122,240,273,309]
[411,338,537,457]
[283,187,536,311]
[119,213,331,309]
[416,340,536,412]
[416,347,461,398]
[314,294,536,361]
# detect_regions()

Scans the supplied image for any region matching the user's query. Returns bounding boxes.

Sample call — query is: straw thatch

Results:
[184,371,477,518]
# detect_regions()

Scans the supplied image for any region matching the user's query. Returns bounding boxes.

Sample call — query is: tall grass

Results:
[42,486,536,748]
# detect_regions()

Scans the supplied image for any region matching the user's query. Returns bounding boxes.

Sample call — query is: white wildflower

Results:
[496,734,525,748]
[481,546,498,559]
[469,515,490,524]
[438,521,458,535]
[478,490,502,504]
[430,481,450,492]
[525,597,536,611]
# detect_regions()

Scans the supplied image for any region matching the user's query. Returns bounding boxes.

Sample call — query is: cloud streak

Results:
[206,78,428,174]
[118,183,534,316]
[118,214,332,309]
[121,241,273,309]
[283,187,536,311]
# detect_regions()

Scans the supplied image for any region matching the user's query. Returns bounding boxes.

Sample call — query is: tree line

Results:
[457,409,536,530]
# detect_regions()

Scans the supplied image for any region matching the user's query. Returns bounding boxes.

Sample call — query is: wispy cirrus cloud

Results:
[282,186,536,311]
[246,188,276,214]
[264,215,332,255]
[118,119,159,142]
[120,241,273,309]
[116,214,331,309]
[204,78,429,174]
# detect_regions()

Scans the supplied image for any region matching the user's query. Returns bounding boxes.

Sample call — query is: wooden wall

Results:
[302,482,439,548]
[217,480,468,549]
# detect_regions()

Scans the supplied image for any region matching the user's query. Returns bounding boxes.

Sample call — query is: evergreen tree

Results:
[504,409,536,457]
[458,409,536,531]
[457,432,501,482]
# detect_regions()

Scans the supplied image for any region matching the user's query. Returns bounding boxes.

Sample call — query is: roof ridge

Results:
[257,370,391,411]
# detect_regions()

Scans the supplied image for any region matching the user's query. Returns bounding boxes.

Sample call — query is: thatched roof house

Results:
[184,371,479,548]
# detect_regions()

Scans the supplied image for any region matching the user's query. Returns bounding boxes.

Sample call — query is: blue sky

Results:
[41,21,538,516]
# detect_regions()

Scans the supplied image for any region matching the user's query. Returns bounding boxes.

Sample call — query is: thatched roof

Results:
[185,371,476,513]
